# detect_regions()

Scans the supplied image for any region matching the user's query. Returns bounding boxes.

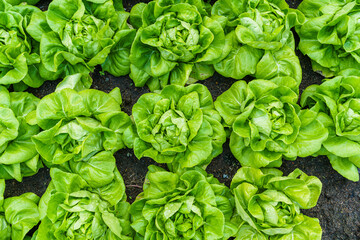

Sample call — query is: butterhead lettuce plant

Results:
[130,165,237,239]
[0,179,40,240]
[26,0,136,80]
[36,167,133,239]
[132,84,226,171]
[297,0,360,77]
[0,0,46,90]
[215,77,328,168]
[231,167,322,239]
[32,87,134,168]
[211,0,304,84]
[0,86,42,181]
[301,70,360,181]
[129,0,226,91]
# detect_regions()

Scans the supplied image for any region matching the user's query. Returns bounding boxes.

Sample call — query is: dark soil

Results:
[4,0,360,239]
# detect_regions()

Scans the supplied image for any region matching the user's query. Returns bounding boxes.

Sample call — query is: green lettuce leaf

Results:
[55,73,93,92]
[5,0,40,5]
[215,78,327,168]
[130,165,237,239]
[0,86,42,181]
[231,167,322,240]
[301,71,360,181]
[212,0,304,84]
[26,0,135,80]
[129,0,226,91]
[33,87,133,168]
[297,0,360,77]
[36,166,133,239]
[132,84,226,171]
[0,0,46,89]
[0,180,40,240]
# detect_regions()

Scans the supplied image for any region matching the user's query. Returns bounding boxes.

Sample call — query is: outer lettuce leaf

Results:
[271,216,322,240]
[212,0,304,84]
[3,193,40,240]
[130,165,237,239]
[32,87,133,168]
[301,72,360,181]
[5,0,40,5]
[297,0,360,77]
[0,0,46,89]
[129,0,226,91]
[215,78,328,168]
[285,109,329,159]
[132,84,226,171]
[0,180,40,240]
[26,0,135,80]
[231,167,322,240]
[36,167,133,239]
[55,73,93,92]
[0,86,42,181]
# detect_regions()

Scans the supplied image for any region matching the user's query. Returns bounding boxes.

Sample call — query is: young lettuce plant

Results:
[130,165,237,239]
[132,84,226,171]
[32,87,134,168]
[214,77,328,168]
[0,0,47,90]
[0,179,40,240]
[297,0,360,77]
[0,86,42,182]
[301,70,360,181]
[129,0,226,91]
[26,0,136,80]
[36,167,133,239]
[231,167,322,239]
[211,0,304,85]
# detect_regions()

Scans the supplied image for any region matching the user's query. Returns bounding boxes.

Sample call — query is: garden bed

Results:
[4,0,360,239]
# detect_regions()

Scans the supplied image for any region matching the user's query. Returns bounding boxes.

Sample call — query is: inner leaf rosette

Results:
[301,70,360,181]
[230,167,322,239]
[26,0,136,80]
[132,84,226,171]
[129,0,226,91]
[32,87,134,168]
[0,86,42,181]
[211,0,304,85]
[215,77,328,168]
[297,0,360,77]
[130,165,237,239]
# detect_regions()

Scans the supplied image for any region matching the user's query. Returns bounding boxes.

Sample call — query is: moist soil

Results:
[4,0,360,239]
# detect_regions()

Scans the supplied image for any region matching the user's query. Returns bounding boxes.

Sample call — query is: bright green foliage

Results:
[26,0,136,80]
[301,70,360,181]
[211,0,304,84]
[297,0,360,77]
[130,165,237,240]
[132,84,226,171]
[214,78,328,168]
[0,179,40,240]
[55,73,93,92]
[0,0,46,90]
[36,167,133,239]
[32,87,134,168]
[231,167,322,240]
[0,86,42,181]
[129,0,226,91]
[5,0,40,5]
